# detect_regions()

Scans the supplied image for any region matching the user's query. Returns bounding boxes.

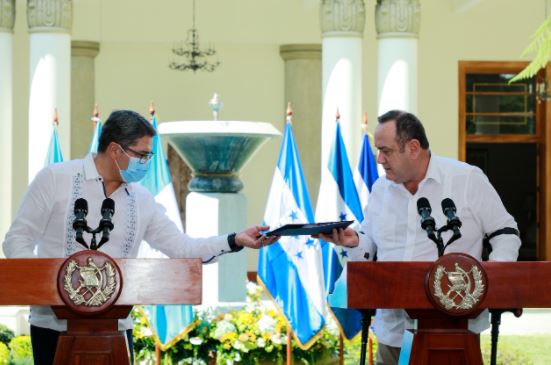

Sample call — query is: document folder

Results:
[265,220,354,236]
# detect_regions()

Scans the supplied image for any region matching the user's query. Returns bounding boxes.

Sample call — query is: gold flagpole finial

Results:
[149,102,156,118]
[361,112,368,133]
[91,104,100,127]
[53,108,59,127]
[286,102,293,124]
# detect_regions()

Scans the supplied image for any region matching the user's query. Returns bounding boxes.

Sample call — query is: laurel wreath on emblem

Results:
[433,263,485,311]
[63,258,117,306]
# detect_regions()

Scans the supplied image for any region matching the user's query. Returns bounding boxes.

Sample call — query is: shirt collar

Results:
[83,153,101,181]
[388,152,441,194]
[421,152,442,185]
[82,153,132,193]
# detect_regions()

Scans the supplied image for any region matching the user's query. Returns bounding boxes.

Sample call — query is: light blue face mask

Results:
[116,148,151,183]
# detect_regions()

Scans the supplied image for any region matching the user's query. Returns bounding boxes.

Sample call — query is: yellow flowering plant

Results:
[207,282,288,364]
[132,282,340,365]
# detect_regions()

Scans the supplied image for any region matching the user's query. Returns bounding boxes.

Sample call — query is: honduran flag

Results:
[315,119,364,340]
[353,128,379,211]
[257,117,327,349]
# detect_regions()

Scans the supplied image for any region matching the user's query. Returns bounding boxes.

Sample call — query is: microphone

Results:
[441,198,462,239]
[72,198,89,249]
[96,198,115,250]
[417,197,436,239]
[417,197,445,256]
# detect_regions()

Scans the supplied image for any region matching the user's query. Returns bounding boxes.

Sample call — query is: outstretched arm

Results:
[235,225,280,250]
[314,227,359,248]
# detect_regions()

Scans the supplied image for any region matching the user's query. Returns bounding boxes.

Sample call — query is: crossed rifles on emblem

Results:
[434,262,486,311]
[63,257,117,307]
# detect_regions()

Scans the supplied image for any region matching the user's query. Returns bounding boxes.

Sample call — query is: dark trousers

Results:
[375,343,401,365]
[30,325,134,365]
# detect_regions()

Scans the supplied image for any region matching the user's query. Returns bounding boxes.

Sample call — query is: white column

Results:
[27,0,72,182]
[320,0,365,170]
[185,193,247,305]
[0,0,15,253]
[376,0,420,115]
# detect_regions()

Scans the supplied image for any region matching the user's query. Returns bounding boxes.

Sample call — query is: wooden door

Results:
[458,61,548,260]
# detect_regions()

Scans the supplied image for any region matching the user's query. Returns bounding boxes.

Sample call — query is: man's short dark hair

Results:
[97,110,157,152]
[378,110,430,151]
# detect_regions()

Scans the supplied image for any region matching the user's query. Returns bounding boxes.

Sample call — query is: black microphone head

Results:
[417,197,431,213]
[74,198,88,215]
[101,198,115,214]
[441,198,456,213]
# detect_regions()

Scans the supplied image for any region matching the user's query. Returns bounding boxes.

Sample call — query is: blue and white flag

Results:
[315,120,363,340]
[353,131,379,212]
[138,114,194,349]
[44,124,64,166]
[257,118,326,349]
[89,117,102,154]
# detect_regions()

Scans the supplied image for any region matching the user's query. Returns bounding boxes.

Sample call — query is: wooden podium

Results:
[0,250,202,365]
[348,253,551,365]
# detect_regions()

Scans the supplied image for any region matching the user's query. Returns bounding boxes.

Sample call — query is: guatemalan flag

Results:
[315,119,363,340]
[138,113,195,349]
[257,116,326,349]
[353,123,379,210]
[44,122,64,166]
[89,115,102,154]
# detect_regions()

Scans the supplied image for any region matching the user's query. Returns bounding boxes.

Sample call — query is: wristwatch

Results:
[227,232,244,252]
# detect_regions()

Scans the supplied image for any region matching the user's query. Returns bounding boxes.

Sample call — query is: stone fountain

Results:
[159,94,280,304]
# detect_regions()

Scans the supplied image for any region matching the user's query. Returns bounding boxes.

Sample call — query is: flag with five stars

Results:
[137,113,195,350]
[315,119,363,340]
[257,117,326,349]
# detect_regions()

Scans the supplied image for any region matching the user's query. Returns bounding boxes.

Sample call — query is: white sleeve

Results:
[467,169,521,262]
[348,201,377,262]
[142,195,232,262]
[2,168,56,258]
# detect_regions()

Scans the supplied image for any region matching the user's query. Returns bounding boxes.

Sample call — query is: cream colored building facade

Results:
[1,0,548,274]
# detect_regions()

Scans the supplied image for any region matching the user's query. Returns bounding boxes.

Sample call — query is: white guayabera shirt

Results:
[3,153,232,331]
[347,155,521,347]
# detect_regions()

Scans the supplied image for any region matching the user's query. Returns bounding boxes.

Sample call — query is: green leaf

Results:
[511,15,551,82]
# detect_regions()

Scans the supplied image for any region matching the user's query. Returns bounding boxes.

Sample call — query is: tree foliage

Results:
[511,15,551,82]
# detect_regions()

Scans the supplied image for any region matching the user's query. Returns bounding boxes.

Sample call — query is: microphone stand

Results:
[72,217,113,250]
[433,225,462,257]
[75,232,89,250]
[423,223,462,258]
[426,230,445,257]
[359,309,375,365]
[96,219,114,250]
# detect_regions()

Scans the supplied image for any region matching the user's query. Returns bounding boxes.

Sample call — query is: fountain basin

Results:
[159,121,280,193]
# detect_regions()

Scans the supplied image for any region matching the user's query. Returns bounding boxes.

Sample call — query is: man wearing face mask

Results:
[2,110,278,365]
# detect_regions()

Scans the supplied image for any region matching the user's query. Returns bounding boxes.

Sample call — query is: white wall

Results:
[417,0,542,158]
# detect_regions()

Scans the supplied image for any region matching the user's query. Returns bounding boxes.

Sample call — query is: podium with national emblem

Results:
[0,250,202,365]
[347,253,551,365]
